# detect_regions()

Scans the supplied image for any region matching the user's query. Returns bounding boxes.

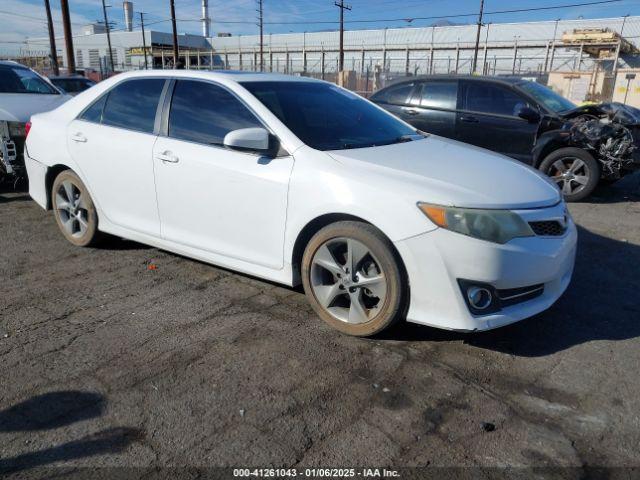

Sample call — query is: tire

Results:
[539,147,600,202]
[301,221,406,337]
[51,170,103,247]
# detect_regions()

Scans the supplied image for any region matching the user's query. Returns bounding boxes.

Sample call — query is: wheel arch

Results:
[532,131,570,168]
[44,164,72,210]
[290,212,408,287]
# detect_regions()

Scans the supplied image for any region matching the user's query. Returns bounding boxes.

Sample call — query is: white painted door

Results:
[152,79,293,269]
[66,78,166,236]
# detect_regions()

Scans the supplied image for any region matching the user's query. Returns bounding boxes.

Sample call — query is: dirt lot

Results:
[1,174,640,478]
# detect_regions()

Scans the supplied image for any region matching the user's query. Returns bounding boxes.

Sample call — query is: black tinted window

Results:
[419,81,457,109]
[242,81,418,151]
[373,82,414,105]
[463,82,527,116]
[53,78,95,93]
[101,79,165,133]
[169,80,262,145]
[80,93,107,123]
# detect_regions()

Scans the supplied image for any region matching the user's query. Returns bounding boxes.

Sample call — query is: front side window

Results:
[0,65,59,95]
[242,81,419,151]
[419,81,457,110]
[463,81,527,117]
[100,78,165,133]
[168,80,262,145]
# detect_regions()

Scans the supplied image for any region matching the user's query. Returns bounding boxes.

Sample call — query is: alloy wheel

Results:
[549,157,589,196]
[55,180,90,238]
[309,237,387,324]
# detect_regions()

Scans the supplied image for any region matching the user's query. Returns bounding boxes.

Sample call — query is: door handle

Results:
[155,151,179,163]
[71,132,87,143]
[403,108,420,116]
[460,115,479,123]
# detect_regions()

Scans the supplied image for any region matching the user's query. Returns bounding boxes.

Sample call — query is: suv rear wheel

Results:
[539,147,599,202]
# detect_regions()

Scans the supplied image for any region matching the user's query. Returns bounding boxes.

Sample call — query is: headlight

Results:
[8,122,26,137]
[418,203,535,244]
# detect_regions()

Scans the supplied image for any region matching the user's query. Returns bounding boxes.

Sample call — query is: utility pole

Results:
[139,12,148,69]
[257,0,263,71]
[335,0,351,72]
[59,0,75,74]
[44,0,59,75]
[170,0,180,68]
[471,0,484,74]
[101,0,115,72]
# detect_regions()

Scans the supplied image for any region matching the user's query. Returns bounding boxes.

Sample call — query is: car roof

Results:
[382,74,526,89]
[110,69,324,84]
[0,60,29,69]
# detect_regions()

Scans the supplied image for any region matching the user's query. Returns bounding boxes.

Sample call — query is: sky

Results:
[1,0,638,53]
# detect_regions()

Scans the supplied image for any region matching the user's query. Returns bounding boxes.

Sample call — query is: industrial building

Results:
[21,2,640,105]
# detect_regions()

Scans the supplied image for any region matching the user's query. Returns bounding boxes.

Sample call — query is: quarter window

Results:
[168,80,262,145]
[100,78,165,133]
[463,82,527,117]
[80,93,107,123]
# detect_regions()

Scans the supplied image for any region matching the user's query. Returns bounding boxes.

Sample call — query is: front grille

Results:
[529,220,566,237]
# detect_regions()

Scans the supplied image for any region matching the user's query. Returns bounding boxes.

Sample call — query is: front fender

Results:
[532,130,571,168]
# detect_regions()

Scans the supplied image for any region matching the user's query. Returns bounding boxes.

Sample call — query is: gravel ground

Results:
[1,174,640,478]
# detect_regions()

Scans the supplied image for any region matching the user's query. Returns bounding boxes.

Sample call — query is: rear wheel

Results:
[51,170,102,247]
[539,147,599,202]
[301,221,406,337]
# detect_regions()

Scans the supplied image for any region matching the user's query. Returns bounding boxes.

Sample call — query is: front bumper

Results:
[394,203,577,331]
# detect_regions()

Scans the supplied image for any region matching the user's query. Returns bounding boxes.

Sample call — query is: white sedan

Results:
[24,71,577,336]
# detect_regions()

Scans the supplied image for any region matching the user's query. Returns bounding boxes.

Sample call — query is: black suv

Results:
[371,76,639,201]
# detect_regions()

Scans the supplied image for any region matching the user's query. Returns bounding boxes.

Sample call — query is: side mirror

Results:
[516,105,540,123]
[223,127,279,157]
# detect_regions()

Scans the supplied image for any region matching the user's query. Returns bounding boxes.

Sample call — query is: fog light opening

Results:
[467,287,493,310]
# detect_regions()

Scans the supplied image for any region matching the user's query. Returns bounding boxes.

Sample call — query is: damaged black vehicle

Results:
[372,75,640,201]
[533,101,640,201]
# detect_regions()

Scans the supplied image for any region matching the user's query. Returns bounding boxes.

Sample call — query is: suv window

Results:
[373,82,414,105]
[463,81,527,117]
[100,78,165,133]
[168,80,262,146]
[418,81,457,110]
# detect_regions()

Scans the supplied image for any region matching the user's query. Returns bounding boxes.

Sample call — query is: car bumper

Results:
[394,204,577,331]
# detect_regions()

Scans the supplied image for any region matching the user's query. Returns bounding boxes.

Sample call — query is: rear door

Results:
[456,80,538,163]
[66,78,166,236]
[406,80,458,137]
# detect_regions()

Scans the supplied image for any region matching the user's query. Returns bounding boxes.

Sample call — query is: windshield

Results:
[51,78,95,93]
[518,81,575,114]
[0,64,59,95]
[241,81,419,151]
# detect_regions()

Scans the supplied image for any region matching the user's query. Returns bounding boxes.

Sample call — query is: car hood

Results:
[559,102,640,125]
[327,135,561,209]
[0,93,70,123]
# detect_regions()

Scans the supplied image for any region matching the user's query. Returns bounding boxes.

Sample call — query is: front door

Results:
[457,80,538,163]
[66,78,166,236]
[153,79,293,269]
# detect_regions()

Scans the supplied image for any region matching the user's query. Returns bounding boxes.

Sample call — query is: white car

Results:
[24,71,577,336]
[0,61,70,181]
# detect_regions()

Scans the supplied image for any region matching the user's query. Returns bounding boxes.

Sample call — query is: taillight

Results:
[25,121,32,139]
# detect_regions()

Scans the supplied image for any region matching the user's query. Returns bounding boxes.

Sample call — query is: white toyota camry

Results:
[24,71,577,336]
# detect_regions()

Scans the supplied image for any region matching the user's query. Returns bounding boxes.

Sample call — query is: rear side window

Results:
[80,94,107,123]
[100,79,165,133]
[462,81,527,117]
[418,81,457,110]
[168,80,262,146]
[372,82,414,105]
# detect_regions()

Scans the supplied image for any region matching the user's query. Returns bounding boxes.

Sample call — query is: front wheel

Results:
[301,221,406,337]
[539,147,600,202]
